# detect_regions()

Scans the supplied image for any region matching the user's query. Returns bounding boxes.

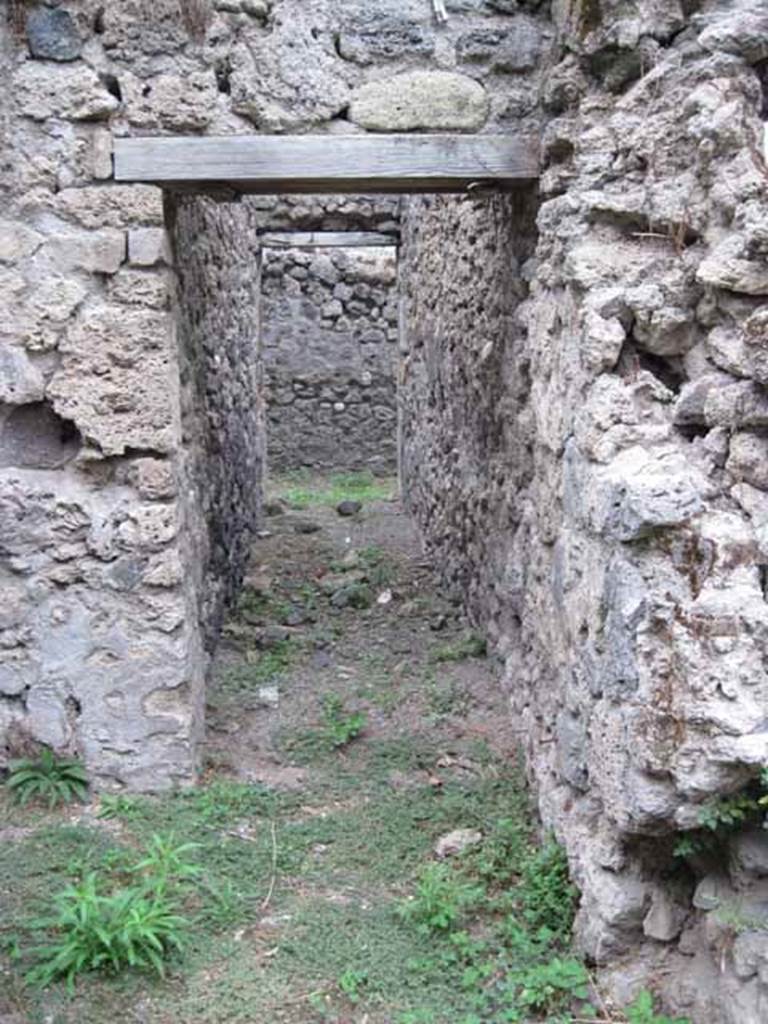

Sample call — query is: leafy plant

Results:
[338,967,368,1002]
[6,749,88,809]
[399,863,483,934]
[132,833,201,895]
[674,788,765,859]
[25,833,199,991]
[98,794,144,821]
[517,840,577,943]
[626,989,691,1024]
[429,634,487,664]
[321,694,367,749]
[510,956,590,1015]
[26,873,186,992]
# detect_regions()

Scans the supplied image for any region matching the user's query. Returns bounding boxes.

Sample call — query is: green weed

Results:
[25,833,199,991]
[517,839,578,943]
[6,749,88,809]
[626,989,691,1024]
[399,863,483,934]
[321,694,367,749]
[429,633,487,664]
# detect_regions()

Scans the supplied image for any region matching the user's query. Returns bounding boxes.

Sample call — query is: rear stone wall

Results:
[401,3,768,1021]
[262,244,399,474]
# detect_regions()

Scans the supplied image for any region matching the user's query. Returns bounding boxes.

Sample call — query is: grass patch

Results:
[429,633,487,664]
[270,470,396,510]
[215,639,299,700]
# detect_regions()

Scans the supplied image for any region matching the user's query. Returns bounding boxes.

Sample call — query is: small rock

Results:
[434,828,483,859]
[337,500,362,517]
[255,625,291,649]
[642,889,686,942]
[330,583,373,610]
[27,8,83,62]
[294,520,321,534]
[693,874,730,911]
[257,685,279,708]
[377,589,393,606]
[430,613,449,632]
[284,604,313,627]
[311,650,333,669]
[242,0,269,15]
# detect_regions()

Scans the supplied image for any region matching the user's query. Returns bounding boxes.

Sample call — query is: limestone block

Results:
[108,269,168,309]
[44,230,126,274]
[133,458,176,500]
[90,128,114,180]
[727,432,768,491]
[581,310,625,372]
[697,237,768,296]
[693,874,731,911]
[230,13,354,131]
[55,186,164,229]
[706,324,750,379]
[15,63,119,122]
[144,550,183,588]
[582,859,650,931]
[556,708,589,790]
[744,307,768,386]
[698,9,768,64]
[128,228,171,267]
[456,20,543,72]
[0,658,37,697]
[732,931,768,982]
[0,347,45,405]
[18,276,89,352]
[121,72,218,132]
[349,72,489,132]
[625,285,696,357]
[642,889,686,942]
[47,304,178,456]
[26,7,83,62]
[0,220,43,264]
[588,447,706,541]
[338,13,434,65]
[26,684,71,749]
[731,830,768,884]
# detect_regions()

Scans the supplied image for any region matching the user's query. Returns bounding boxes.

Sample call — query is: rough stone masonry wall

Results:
[0,0,546,789]
[171,196,264,650]
[262,245,399,474]
[401,2,768,1021]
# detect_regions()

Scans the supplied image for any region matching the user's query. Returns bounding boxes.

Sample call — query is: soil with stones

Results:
[205,491,518,792]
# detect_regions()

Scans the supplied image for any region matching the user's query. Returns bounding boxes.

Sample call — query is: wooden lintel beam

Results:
[113,134,539,194]
[260,231,398,248]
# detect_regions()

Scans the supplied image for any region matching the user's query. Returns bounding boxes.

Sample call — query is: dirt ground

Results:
[206,488,519,792]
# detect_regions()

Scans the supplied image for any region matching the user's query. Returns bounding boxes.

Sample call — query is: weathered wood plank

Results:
[113,134,539,193]
[260,231,398,248]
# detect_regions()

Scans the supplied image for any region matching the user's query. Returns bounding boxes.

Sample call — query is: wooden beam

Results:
[259,231,398,248]
[113,134,539,194]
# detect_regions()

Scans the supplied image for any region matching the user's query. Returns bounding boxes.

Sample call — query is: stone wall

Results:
[400,3,768,1021]
[171,196,264,649]
[0,0,544,789]
[262,244,399,474]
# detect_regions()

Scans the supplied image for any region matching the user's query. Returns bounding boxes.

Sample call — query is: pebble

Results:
[337,500,362,517]
[294,520,321,534]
